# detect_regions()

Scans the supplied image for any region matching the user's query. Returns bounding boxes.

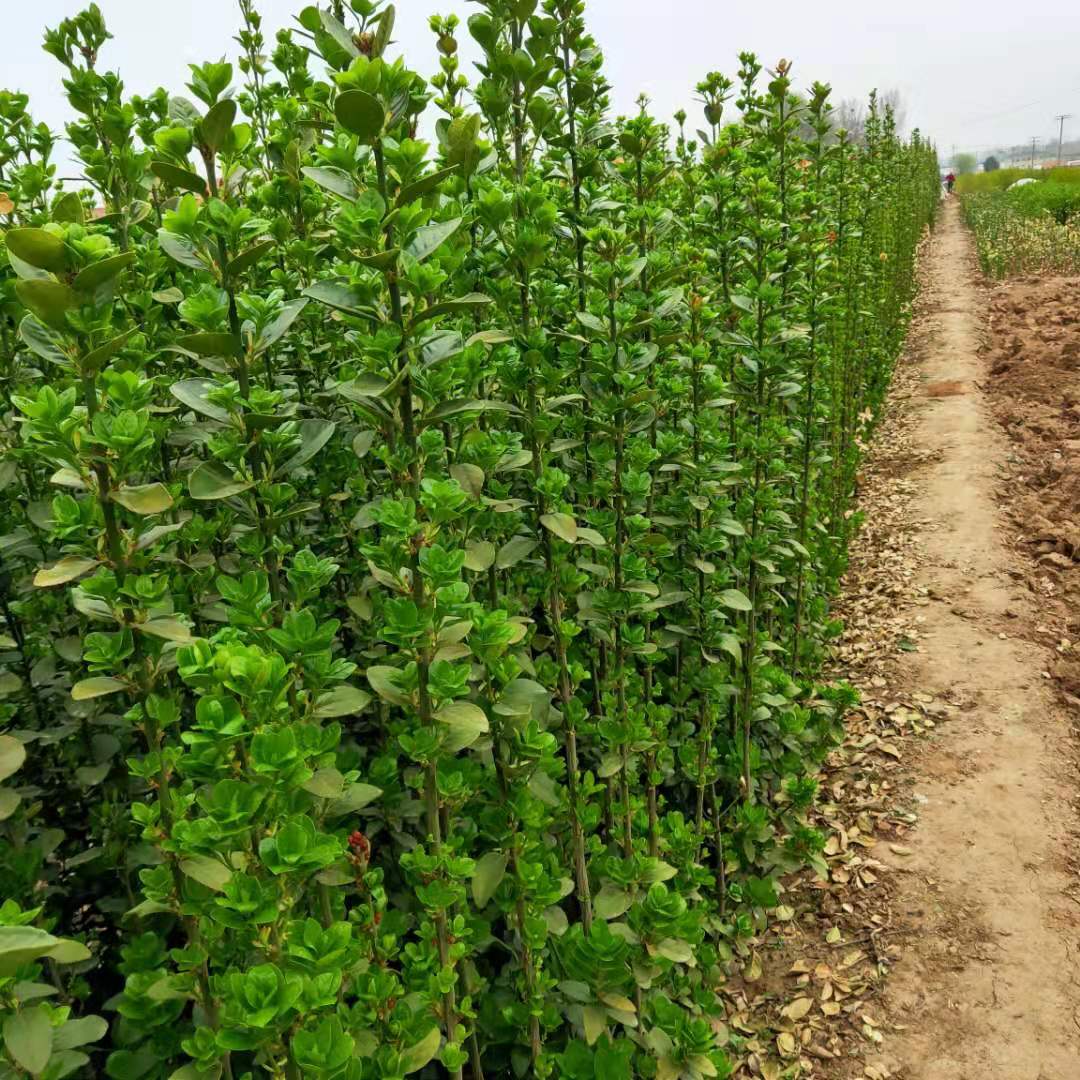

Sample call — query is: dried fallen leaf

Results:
[781,997,812,1021]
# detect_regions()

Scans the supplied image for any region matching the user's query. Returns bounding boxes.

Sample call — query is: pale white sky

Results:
[5,1,1080,174]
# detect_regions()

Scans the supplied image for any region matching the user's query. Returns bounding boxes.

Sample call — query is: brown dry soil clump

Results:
[982,275,1080,698]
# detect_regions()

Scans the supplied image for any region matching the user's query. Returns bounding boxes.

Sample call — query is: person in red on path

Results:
[944,171,956,194]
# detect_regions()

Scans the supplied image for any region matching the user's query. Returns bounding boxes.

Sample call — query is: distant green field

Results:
[956,166,1080,193]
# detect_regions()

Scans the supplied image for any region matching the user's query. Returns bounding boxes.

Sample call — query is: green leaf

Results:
[471,851,507,908]
[423,398,522,424]
[5,227,67,273]
[496,536,537,569]
[397,164,460,205]
[540,512,578,543]
[201,98,237,152]
[327,783,383,816]
[171,379,231,423]
[112,484,173,515]
[72,677,127,701]
[302,768,346,799]
[189,461,252,501]
[15,279,76,329]
[150,161,209,196]
[436,701,489,752]
[225,239,275,279]
[302,166,359,202]
[34,556,98,588]
[410,292,492,329]
[401,1027,441,1075]
[72,252,136,295]
[464,540,496,572]
[137,619,194,644]
[256,298,308,353]
[0,735,26,783]
[52,192,85,224]
[315,8,360,67]
[314,685,372,718]
[365,666,411,707]
[334,90,385,143]
[84,329,135,372]
[54,1015,108,1052]
[278,419,335,475]
[180,856,231,892]
[405,217,463,262]
[19,316,71,368]
[0,928,60,976]
[303,279,368,317]
[0,788,21,821]
[654,938,694,964]
[720,589,752,612]
[177,332,242,358]
[583,1005,607,1046]
[3,1005,53,1074]
[594,884,632,919]
[158,230,207,270]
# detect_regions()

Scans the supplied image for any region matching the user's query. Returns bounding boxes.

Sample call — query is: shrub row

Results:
[0,2,939,1078]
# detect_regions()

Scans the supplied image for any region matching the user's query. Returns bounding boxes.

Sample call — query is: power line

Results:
[953,85,1080,129]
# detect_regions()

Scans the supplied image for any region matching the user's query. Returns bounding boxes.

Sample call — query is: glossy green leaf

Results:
[15,279,77,329]
[5,227,67,273]
[278,419,335,475]
[151,160,209,195]
[54,1015,108,1052]
[226,239,275,279]
[3,1005,53,1074]
[302,166,359,202]
[436,701,489,752]
[19,315,71,368]
[112,484,174,515]
[0,735,26,783]
[171,378,231,423]
[302,279,368,317]
[334,90,385,143]
[471,851,507,908]
[177,332,242,358]
[405,216,463,262]
[72,677,128,701]
[201,98,237,152]
[158,230,207,270]
[189,461,252,500]
[180,855,231,892]
[540,512,578,543]
[34,556,98,588]
[314,685,372,717]
[401,1027,441,1075]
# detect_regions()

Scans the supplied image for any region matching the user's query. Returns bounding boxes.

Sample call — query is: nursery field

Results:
[0,2,943,1079]
[962,175,1080,278]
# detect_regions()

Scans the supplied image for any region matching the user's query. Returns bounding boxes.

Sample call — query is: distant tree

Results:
[983,155,1000,172]
[879,88,907,135]
[836,97,866,142]
[954,152,977,175]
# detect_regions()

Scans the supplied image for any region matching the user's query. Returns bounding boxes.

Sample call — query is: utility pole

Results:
[1030,137,1039,169]
[1055,114,1072,166]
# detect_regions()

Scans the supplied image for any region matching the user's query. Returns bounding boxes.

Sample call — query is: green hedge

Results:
[0,3,938,1077]
[955,164,1080,193]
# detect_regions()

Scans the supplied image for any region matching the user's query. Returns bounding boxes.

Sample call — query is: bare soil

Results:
[983,272,1080,699]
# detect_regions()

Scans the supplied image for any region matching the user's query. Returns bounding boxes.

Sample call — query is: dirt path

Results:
[866,198,1080,1077]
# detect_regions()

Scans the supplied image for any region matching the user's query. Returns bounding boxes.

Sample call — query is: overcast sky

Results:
[6,0,1080,177]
